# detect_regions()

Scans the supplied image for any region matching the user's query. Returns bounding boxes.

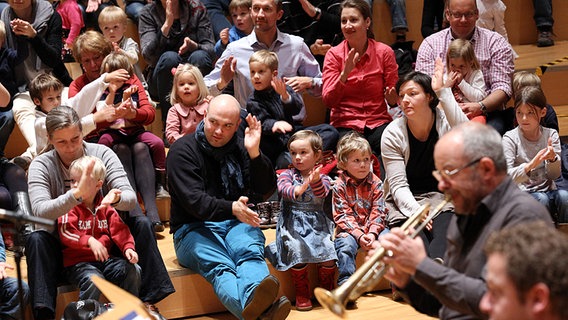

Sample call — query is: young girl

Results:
[502,86,568,224]
[55,0,84,61]
[165,64,210,145]
[265,130,337,311]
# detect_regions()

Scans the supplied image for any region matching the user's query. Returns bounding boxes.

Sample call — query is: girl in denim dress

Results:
[265,130,337,311]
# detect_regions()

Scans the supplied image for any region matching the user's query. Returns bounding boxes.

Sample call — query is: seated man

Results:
[167,94,291,320]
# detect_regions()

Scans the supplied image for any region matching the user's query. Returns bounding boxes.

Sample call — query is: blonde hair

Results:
[100,51,134,76]
[512,71,542,94]
[229,0,252,11]
[29,73,64,102]
[336,131,372,170]
[169,64,209,105]
[73,31,113,63]
[249,49,279,72]
[287,130,323,158]
[98,5,128,27]
[69,156,107,182]
[0,21,5,45]
[446,39,480,71]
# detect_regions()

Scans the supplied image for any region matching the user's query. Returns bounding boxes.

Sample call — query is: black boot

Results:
[12,191,34,241]
[155,170,170,199]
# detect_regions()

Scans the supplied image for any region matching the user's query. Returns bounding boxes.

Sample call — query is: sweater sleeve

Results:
[107,209,136,254]
[165,105,183,144]
[58,211,88,249]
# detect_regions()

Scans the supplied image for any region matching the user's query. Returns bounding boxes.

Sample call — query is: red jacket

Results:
[58,194,136,267]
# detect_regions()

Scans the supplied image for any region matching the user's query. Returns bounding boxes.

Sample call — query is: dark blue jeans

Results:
[0,277,29,319]
[533,0,553,29]
[201,0,231,41]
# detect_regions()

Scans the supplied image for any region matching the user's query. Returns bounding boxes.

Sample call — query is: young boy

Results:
[333,132,388,286]
[214,0,254,58]
[98,6,148,90]
[58,156,141,301]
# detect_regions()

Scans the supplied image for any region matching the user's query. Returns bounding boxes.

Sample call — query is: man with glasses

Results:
[415,0,514,135]
[375,122,552,320]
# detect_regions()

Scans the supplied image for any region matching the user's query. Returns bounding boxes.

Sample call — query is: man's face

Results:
[203,102,241,148]
[446,0,478,39]
[479,254,531,320]
[250,0,283,33]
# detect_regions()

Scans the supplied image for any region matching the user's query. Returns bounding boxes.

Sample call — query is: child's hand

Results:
[527,137,557,173]
[220,28,229,46]
[122,85,139,101]
[105,69,130,83]
[97,189,122,210]
[271,77,289,100]
[271,120,293,134]
[294,182,309,198]
[203,95,214,103]
[446,71,462,88]
[307,165,322,184]
[125,249,139,264]
[88,237,109,262]
[108,81,121,93]
[0,262,14,280]
[359,233,375,250]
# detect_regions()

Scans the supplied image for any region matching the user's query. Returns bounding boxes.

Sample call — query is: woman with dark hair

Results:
[380,59,468,260]
[322,0,398,177]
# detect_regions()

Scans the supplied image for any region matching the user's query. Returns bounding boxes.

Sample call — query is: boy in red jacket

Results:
[58,156,141,300]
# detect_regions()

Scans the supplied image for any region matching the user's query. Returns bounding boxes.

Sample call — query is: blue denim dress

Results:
[265,181,337,271]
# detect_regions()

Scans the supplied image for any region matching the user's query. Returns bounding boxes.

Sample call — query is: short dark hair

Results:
[395,71,439,110]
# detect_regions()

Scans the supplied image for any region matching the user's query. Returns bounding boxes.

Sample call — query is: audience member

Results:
[124,0,148,22]
[58,156,141,301]
[322,0,398,177]
[415,0,514,135]
[333,132,388,287]
[534,0,554,47]
[215,0,253,58]
[480,221,568,320]
[201,0,231,42]
[139,0,215,124]
[56,0,84,56]
[165,63,210,145]
[378,122,552,319]
[26,106,174,320]
[78,0,118,30]
[265,130,337,311]
[1,0,73,170]
[511,71,558,133]
[167,94,291,319]
[421,0,445,38]
[0,225,29,319]
[502,87,567,224]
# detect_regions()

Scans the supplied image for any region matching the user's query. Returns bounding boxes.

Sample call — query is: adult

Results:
[139,0,215,124]
[1,0,73,169]
[480,221,568,320]
[415,0,514,135]
[26,106,174,320]
[167,94,291,320]
[322,0,398,177]
[201,0,231,42]
[378,122,553,319]
[534,0,554,47]
[381,61,468,261]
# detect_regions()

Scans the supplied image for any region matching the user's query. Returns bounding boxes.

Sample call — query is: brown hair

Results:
[336,131,372,170]
[287,130,323,158]
[446,39,480,71]
[340,0,374,39]
[29,73,64,102]
[100,51,134,76]
[98,5,128,27]
[73,31,113,63]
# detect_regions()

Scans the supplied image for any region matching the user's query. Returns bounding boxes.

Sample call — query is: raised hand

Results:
[340,48,359,83]
[73,159,98,202]
[271,120,293,134]
[310,39,332,56]
[271,77,289,101]
[218,56,237,90]
[431,57,445,91]
[97,189,122,210]
[244,113,261,159]
[86,0,101,12]
[220,28,230,46]
[384,86,398,106]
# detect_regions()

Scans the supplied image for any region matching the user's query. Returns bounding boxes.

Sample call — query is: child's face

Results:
[70,169,99,203]
[100,20,126,43]
[34,88,62,113]
[515,103,545,133]
[343,150,371,180]
[176,72,200,106]
[449,57,472,76]
[231,7,254,34]
[289,139,319,175]
[250,61,276,91]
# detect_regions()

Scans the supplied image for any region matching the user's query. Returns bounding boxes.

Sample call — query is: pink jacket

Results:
[165,100,209,144]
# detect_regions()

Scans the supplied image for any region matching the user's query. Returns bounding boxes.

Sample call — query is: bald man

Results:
[167,94,291,320]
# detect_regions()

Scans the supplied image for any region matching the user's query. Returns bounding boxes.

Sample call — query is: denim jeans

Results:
[386,0,408,32]
[125,1,146,22]
[533,0,553,29]
[0,277,29,319]
[530,190,568,223]
[65,258,141,300]
[173,220,269,319]
[201,0,231,41]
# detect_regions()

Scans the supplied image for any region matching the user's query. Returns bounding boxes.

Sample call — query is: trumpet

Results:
[314,196,451,318]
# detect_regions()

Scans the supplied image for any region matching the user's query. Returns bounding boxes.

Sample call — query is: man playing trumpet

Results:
[377,122,553,319]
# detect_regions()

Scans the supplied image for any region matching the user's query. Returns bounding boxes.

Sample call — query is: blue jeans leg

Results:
[0,110,15,158]
[533,0,553,29]
[186,49,214,80]
[334,233,359,286]
[125,2,146,22]
[201,0,231,41]
[0,277,29,319]
[65,262,106,300]
[149,51,181,123]
[386,0,408,32]
[549,189,568,223]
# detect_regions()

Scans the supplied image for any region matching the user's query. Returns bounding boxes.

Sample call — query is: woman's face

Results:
[48,125,84,167]
[8,0,32,14]
[341,7,370,46]
[80,50,105,82]
[398,80,432,117]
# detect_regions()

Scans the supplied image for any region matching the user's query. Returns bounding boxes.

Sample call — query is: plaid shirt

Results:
[416,27,514,97]
[332,171,388,241]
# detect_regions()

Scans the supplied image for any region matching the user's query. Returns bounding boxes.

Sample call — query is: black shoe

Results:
[259,296,291,320]
[153,222,165,233]
[12,156,31,171]
[242,275,280,320]
[537,30,554,47]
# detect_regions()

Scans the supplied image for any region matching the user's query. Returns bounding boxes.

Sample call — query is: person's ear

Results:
[478,157,496,178]
[540,107,547,119]
[33,97,41,106]
[272,69,278,78]
[525,283,551,317]
[96,180,104,189]
[365,17,371,29]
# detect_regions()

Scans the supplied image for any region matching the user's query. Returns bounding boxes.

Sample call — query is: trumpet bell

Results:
[314,287,346,318]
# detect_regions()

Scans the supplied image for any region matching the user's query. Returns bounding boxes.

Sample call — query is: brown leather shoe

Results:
[259,296,291,320]
[242,275,280,320]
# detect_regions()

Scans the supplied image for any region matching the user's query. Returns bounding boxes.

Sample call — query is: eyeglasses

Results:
[447,10,477,20]
[432,158,481,181]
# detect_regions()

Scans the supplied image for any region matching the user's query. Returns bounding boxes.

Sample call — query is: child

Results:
[165,64,210,145]
[98,6,147,90]
[96,51,169,231]
[246,50,304,167]
[502,86,568,224]
[512,71,558,132]
[58,156,141,301]
[333,132,388,287]
[214,0,253,58]
[265,130,337,311]
[55,0,84,60]
[476,0,518,57]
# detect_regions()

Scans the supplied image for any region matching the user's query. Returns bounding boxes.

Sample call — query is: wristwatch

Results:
[314,7,322,21]
[478,101,488,116]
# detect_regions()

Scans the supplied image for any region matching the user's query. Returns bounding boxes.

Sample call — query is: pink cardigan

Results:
[165,100,209,144]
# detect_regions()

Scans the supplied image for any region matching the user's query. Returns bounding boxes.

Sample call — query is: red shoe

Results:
[290,266,313,311]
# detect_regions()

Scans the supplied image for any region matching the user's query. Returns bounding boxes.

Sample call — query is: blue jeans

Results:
[530,190,568,223]
[0,277,29,319]
[125,1,146,22]
[65,258,141,300]
[148,50,213,123]
[533,0,553,29]
[201,0,231,41]
[386,0,408,32]
[0,110,14,158]
[173,220,269,319]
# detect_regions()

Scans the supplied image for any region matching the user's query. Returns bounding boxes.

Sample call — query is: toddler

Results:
[165,64,210,145]
[215,0,253,58]
[265,130,337,311]
[333,132,388,287]
[55,0,84,60]
[58,156,141,301]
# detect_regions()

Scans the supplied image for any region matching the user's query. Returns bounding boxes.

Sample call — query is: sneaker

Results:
[537,30,554,47]
[242,275,280,320]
